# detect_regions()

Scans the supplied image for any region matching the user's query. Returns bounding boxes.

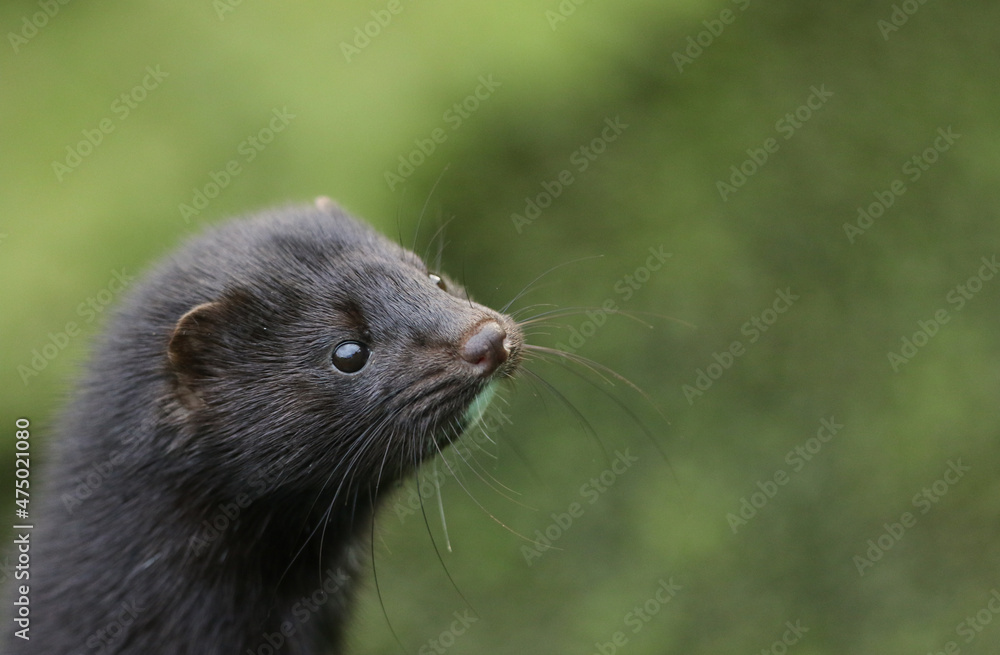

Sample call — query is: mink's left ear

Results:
[167,288,259,411]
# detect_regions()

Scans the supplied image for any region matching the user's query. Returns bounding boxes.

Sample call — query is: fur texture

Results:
[7,202,521,654]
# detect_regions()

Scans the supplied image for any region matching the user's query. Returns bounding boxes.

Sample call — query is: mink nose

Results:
[460,321,509,376]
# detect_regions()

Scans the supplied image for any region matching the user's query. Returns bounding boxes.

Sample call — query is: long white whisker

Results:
[500,255,605,313]
[432,459,453,553]
[430,431,550,548]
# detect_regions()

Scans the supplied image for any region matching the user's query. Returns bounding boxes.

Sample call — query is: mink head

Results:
[156,200,522,501]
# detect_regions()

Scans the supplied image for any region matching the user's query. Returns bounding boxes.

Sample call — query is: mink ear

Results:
[314,195,342,212]
[167,300,228,410]
[169,288,261,409]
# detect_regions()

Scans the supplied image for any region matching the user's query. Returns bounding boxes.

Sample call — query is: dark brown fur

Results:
[7,200,521,654]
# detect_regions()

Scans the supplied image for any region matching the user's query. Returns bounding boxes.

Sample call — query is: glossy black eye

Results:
[428,273,447,291]
[331,341,370,374]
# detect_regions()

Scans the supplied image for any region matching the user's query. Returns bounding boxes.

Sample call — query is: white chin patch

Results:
[462,382,497,429]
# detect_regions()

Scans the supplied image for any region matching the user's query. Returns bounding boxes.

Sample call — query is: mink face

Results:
[161,201,522,502]
[10,200,523,655]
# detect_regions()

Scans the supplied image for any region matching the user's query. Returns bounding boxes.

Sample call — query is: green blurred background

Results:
[2,1,999,653]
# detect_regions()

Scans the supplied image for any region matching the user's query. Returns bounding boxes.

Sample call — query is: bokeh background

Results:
[2,1,1000,653]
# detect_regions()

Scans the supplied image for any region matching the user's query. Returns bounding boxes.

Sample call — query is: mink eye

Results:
[428,273,447,292]
[331,341,370,373]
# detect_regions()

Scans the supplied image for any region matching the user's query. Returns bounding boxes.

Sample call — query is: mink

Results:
[6,198,521,654]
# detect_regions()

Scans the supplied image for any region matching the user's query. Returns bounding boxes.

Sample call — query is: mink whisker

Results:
[370,424,408,655]
[522,344,668,423]
[422,213,456,272]
[507,302,560,321]
[517,307,653,329]
[449,428,535,510]
[411,163,451,254]
[428,434,550,548]
[370,512,407,655]
[524,349,674,470]
[500,255,605,314]
[432,459,452,552]
[519,368,613,467]
[414,456,478,614]
[278,411,395,589]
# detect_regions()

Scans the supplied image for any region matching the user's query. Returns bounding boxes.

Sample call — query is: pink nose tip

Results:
[460,321,509,376]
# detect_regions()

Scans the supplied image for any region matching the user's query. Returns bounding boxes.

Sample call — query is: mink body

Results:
[7,200,521,654]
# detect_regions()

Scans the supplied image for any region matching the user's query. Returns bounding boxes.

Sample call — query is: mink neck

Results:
[165,451,382,577]
[156,473,375,649]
